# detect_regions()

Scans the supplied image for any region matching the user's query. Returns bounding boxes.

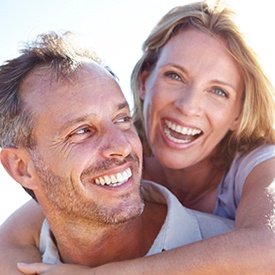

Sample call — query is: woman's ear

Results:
[139,70,150,100]
[0,148,38,190]
[229,112,241,131]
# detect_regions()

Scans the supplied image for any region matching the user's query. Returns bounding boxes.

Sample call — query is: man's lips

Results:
[94,167,132,187]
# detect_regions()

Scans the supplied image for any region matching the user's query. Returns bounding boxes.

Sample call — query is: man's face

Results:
[21,62,144,225]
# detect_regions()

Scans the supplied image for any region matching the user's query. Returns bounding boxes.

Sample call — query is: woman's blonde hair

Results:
[131,1,275,168]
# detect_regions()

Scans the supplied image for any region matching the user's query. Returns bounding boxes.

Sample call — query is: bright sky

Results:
[0,0,274,225]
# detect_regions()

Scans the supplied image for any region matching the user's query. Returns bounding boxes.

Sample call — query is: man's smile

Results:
[94,167,132,186]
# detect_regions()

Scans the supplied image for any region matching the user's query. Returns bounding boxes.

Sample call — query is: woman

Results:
[3,1,275,274]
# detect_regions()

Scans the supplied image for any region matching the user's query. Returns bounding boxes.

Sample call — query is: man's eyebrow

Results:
[55,114,95,137]
[54,101,130,137]
[117,101,130,111]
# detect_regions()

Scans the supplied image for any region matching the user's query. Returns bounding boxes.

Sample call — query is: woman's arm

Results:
[18,158,275,274]
[0,199,44,274]
[94,157,275,273]
[9,158,275,274]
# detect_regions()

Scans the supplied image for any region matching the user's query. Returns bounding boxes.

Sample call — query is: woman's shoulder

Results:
[233,144,275,171]
[226,144,275,184]
[215,144,275,218]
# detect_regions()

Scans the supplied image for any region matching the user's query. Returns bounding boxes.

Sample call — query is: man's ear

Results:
[139,70,150,100]
[0,148,38,190]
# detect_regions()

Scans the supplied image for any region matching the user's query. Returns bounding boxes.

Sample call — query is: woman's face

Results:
[140,29,244,169]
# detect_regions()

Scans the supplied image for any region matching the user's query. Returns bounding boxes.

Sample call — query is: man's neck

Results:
[46,201,167,267]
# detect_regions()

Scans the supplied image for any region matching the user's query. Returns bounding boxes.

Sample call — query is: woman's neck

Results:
[143,155,224,213]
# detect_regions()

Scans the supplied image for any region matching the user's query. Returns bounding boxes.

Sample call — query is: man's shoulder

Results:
[142,180,235,236]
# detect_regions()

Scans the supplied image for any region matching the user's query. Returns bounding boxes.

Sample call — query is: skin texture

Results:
[2,30,275,274]
[140,30,243,211]
[19,64,144,226]
[141,30,242,171]
[0,61,167,273]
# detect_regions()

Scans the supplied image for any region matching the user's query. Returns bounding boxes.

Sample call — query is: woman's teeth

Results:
[164,120,201,143]
[95,168,132,187]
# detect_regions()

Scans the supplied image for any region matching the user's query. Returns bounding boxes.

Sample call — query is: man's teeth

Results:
[164,120,201,144]
[95,168,132,187]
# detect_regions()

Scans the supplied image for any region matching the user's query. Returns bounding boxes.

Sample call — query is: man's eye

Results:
[116,116,133,123]
[76,128,89,134]
[165,72,182,81]
[213,88,228,97]
[70,128,91,137]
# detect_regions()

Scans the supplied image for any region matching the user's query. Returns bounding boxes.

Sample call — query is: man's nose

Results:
[99,126,132,159]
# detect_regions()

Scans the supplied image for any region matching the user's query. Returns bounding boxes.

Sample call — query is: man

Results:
[0,31,234,274]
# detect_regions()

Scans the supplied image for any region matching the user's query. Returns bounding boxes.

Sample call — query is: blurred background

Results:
[0,0,274,225]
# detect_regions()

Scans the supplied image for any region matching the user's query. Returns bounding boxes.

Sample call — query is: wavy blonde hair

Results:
[131,1,275,167]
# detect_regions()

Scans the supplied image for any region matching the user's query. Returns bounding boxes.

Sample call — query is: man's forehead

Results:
[20,65,52,93]
[20,61,126,118]
[21,61,104,85]
[20,62,114,102]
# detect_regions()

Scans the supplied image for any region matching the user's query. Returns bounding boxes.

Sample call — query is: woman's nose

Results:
[174,87,203,116]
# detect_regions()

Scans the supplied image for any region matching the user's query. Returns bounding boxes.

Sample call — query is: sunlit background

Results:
[0,0,274,225]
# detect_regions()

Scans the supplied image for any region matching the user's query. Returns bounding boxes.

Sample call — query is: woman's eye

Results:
[165,72,182,81]
[213,88,227,97]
